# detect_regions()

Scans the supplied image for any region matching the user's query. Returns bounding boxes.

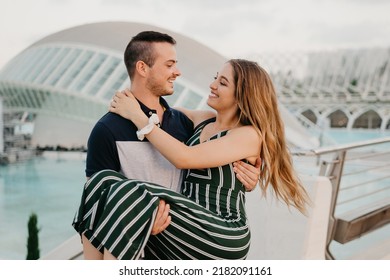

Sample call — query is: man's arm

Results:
[234,157,261,192]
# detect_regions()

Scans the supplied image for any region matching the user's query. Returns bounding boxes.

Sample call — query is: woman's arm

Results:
[175,106,261,190]
[110,91,261,169]
[174,107,216,128]
[145,125,259,169]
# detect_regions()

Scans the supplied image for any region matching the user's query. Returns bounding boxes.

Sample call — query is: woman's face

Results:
[207,63,237,111]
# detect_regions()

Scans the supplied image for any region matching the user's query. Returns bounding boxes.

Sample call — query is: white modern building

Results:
[0,21,317,151]
[251,48,390,130]
[1,22,389,260]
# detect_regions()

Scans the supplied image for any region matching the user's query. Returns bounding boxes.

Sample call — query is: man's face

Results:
[145,42,181,97]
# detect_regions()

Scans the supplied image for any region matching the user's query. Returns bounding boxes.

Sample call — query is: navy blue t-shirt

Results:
[86,97,194,190]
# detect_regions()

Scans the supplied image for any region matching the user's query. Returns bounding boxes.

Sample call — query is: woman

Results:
[73,59,308,260]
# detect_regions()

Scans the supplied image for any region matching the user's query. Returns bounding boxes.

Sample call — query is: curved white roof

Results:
[29,21,226,88]
[0,21,317,148]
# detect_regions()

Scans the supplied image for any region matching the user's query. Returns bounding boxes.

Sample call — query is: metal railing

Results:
[292,136,390,259]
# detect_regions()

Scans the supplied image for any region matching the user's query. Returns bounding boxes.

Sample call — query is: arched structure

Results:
[250,49,390,132]
[0,22,317,149]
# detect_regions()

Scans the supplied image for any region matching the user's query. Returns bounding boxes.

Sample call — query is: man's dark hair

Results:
[124,31,176,79]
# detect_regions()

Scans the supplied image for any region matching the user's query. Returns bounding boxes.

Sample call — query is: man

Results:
[84,31,260,249]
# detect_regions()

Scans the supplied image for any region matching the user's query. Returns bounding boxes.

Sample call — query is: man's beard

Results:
[146,79,174,97]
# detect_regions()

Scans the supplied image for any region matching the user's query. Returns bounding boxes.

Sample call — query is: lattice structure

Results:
[250,48,390,130]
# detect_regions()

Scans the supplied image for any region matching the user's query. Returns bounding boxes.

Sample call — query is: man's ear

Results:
[135,61,148,77]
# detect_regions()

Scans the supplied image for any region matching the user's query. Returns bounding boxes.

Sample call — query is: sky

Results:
[1,0,390,69]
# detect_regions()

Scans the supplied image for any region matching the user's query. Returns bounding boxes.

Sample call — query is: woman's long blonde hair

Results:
[229,59,309,214]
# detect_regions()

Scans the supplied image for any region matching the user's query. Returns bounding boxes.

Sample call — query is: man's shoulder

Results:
[90,112,137,139]
[162,106,194,142]
[97,111,125,122]
[161,98,190,120]
[95,112,131,128]
[167,107,194,131]
[168,107,192,122]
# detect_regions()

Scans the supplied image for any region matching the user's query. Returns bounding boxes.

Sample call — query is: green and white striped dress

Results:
[72,119,251,259]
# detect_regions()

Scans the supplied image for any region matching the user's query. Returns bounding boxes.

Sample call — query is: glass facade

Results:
[0,43,211,123]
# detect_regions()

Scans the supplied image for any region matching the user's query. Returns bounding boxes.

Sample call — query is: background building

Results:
[251,48,390,131]
[0,21,317,154]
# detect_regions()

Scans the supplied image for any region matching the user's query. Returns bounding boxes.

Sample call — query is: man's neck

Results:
[131,85,165,120]
[131,85,161,109]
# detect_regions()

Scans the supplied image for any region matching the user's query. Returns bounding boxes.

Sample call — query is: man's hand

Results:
[151,200,171,235]
[233,157,261,192]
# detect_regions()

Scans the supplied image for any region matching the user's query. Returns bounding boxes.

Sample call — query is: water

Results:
[323,128,390,144]
[0,156,85,260]
[1,129,390,260]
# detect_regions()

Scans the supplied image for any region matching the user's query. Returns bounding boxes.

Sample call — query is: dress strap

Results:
[193,117,216,133]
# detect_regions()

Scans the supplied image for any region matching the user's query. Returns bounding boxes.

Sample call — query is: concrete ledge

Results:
[40,234,83,260]
[334,197,390,244]
[246,175,333,259]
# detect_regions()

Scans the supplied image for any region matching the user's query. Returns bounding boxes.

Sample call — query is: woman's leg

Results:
[103,248,117,260]
[76,172,249,260]
[74,170,127,259]
[82,234,103,260]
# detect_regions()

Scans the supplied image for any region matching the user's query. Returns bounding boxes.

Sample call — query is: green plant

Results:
[26,212,40,260]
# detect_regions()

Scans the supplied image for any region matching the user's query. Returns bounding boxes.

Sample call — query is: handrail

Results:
[293,136,390,156]
[291,136,390,259]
